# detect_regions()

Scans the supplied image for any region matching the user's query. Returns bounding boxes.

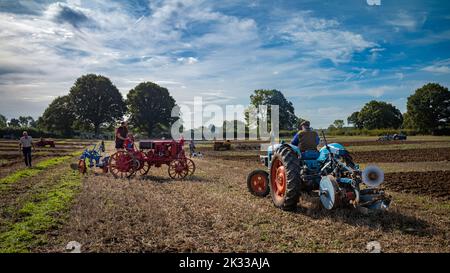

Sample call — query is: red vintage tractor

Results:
[108,139,195,179]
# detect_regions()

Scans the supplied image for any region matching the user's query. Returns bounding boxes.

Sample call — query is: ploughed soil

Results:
[385,171,450,200]
[205,147,450,164]
[351,148,450,163]
[336,140,450,147]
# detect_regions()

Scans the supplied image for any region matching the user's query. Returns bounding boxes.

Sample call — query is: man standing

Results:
[19,131,34,167]
[115,121,128,150]
[291,120,320,152]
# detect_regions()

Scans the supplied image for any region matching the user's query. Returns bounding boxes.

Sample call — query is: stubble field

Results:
[0,136,449,253]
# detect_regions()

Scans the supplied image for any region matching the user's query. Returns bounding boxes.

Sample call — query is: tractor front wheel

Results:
[269,144,301,211]
[247,169,270,197]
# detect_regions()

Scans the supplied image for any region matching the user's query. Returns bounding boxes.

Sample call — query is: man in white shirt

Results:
[19,131,34,167]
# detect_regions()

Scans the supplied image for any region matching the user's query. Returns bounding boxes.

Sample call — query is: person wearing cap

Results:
[19,131,35,167]
[291,120,320,152]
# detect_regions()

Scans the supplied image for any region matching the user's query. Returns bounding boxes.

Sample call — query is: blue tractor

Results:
[247,133,391,211]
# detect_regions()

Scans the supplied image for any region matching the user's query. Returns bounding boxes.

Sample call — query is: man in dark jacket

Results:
[291,120,320,152]
[115,121,128,150]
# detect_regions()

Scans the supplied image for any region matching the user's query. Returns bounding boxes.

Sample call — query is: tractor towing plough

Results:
[247,132,391,211]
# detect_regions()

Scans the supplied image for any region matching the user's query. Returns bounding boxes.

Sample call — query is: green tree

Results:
[0,114,6,128]
[248,89,297,130]
[18,116,34,127]
[333,119,344,129]
[8,118,20,127]
[358,100,403,129]
[126,82,177,137]
[405,83,450,134]
[40,96,76,136]
[69,74,126,135]
[347,111,363,129]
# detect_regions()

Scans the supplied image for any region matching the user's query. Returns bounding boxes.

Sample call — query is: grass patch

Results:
[0,170,82,253]
[0,151,81,190]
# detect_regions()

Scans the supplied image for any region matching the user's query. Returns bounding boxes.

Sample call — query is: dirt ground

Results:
[37,141,450,253]
[385,171,450,200]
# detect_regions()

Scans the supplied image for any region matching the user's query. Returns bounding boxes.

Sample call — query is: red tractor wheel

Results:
[269,145,301,211]
[247,169,269,197]
[109,151,139,178]
[168,159,188,179]
[78,159,87,174]
[185,158,195,176]
[137,161,150,176]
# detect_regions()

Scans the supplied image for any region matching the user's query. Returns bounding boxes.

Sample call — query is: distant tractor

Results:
[36,138,55,148]
[247,132,391,211]
[378,134,407,141]
[213,140,231,151]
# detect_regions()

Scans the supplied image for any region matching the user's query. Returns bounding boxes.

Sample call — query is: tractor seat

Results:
[301,150,320,160]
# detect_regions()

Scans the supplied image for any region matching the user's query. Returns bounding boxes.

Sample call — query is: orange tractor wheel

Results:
[247,170,269,197]
[269,145,302,211]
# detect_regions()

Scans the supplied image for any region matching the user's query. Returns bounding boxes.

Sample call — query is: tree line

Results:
[1,74,178,137]
[1,75,449,137]
[343,83,450,134]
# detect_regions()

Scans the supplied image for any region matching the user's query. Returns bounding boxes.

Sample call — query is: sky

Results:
[0,0,450,128]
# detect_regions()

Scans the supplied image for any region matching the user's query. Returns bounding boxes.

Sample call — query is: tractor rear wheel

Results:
[247,169,270,197]
[269,144,301,211]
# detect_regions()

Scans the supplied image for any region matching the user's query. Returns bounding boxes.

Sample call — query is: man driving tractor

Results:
[291,120,320,153]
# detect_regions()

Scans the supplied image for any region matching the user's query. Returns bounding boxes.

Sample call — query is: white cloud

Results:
[421,59,450,74]
[386,11,427,31]
[276,12,376,64]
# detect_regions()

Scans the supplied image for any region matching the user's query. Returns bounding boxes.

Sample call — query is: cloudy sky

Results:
[1,0,449,128]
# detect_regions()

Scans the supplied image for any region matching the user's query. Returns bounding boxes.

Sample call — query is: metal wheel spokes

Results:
[168,159,188,179]
[137,161,150,176]
[185,158,196,176]
[109,151,138,178]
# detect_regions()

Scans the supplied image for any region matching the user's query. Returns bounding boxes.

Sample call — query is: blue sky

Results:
[0,0,449,128]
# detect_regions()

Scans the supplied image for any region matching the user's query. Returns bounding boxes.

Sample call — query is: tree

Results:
[405,83,450,134]
[358,100,403,129]
[126,82,177,137]
[248,89,297,130]
[347,111,363,129]
[40,96,76,136]
[18,116,34,127]
[69,74,126,135]
[333,119,344,129]
[0,114,6,128]
[8,118,20,127]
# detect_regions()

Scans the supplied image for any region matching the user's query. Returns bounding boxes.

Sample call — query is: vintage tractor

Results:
[247,132,391,211]
[36,138,55,148]
[213,140,231,151]
[108,139,195,179]
[77,143,109,174]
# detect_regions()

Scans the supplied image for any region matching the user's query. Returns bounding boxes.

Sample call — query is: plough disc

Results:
[319,175,340,210]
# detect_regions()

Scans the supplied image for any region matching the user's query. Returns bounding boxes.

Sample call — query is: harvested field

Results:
[0,138,449,253]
